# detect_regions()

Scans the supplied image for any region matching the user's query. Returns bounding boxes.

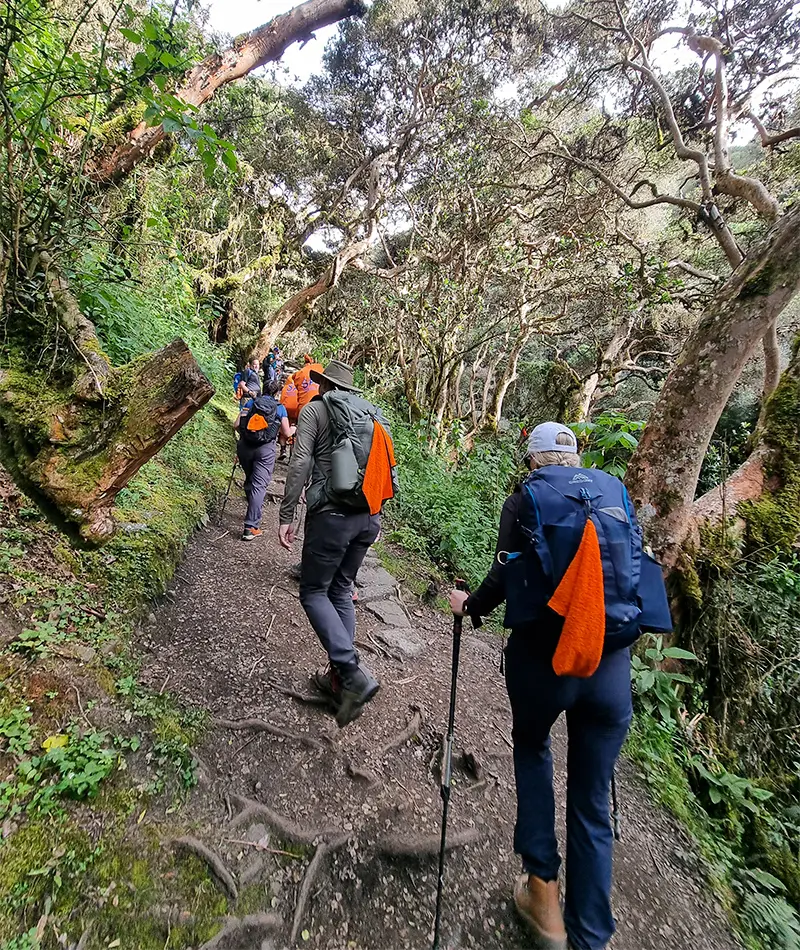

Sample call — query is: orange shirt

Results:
[280,376,299,421]
[293,363,323,412]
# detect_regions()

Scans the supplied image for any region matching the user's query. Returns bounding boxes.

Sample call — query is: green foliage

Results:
[631,634,697,725]
[1,722,118,819]
[571,413,645,477]
[74,252,231,390]
[115,675,204,791]
[0,708,34,758]
[740,891,800,950]
[387,415,521,586]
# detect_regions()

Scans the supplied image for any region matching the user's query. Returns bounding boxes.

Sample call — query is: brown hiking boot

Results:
[514,875,568,950]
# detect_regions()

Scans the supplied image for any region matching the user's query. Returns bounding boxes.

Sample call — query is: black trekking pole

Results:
[433,579,468,950]
[611,769,622,841]
[219,460,238,521]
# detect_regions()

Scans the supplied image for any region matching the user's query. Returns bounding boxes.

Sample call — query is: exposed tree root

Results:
[172,836,238,902]
[347,761,381,788]
[229,794,345,845]
[268,680,330,706]
[377,827,481,858]
[212,717,323,750]
[378,707,423,757]
[290,843,330,944]
[197,912,280,950]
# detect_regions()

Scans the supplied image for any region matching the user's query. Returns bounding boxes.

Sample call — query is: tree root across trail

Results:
[138,490,742,950]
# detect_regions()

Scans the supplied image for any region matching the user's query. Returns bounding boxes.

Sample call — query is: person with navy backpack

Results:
[235,380,295,542]
[449,422,671,950]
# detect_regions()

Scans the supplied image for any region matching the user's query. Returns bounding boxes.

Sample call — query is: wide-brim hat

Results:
[310,359,360,392]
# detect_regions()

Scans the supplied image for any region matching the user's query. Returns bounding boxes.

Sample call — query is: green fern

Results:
[741,892,800,950]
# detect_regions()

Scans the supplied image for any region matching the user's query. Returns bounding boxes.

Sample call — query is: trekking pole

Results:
[219,460,238,521]
[433,579,469,950]
[611,769,622,841]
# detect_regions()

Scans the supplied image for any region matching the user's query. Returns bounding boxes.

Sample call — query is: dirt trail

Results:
[138,479,740,950]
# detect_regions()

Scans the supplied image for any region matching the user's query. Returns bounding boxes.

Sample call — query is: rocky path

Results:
[137,479,740,950]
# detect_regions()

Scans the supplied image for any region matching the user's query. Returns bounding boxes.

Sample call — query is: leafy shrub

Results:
[570,413,645,477]
[387,416,521,586]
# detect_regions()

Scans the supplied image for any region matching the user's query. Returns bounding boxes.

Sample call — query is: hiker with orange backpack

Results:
[235,380,295,542]
[449,422,671,950]
[278,360,398,727]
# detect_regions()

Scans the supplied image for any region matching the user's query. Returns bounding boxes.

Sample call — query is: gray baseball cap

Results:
[527,422,578,455]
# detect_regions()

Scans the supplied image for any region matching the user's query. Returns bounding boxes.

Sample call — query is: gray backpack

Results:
[323,390,390,508]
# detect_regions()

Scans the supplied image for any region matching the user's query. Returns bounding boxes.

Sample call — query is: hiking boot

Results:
[334,662,380,728]
[312,665,342,702]
[278,447,287,462]
[242,527,262,542]
[514,875,568,950]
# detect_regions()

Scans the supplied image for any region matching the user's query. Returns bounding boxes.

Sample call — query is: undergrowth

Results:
[0,385,233,945]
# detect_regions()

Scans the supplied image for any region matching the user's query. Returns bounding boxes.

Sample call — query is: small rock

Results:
[376,626,424,658]
[366,600,410,628]
[53,643,96,664]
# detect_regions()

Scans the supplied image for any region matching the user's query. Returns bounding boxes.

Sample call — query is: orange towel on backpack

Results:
[548,518,606,678]
[362,421,396,515]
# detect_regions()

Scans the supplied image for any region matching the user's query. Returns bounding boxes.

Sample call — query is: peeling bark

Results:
[89,0,366,184]
[625,206,800,560]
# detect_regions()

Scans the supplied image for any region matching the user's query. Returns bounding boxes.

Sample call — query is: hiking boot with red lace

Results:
[242,527,262,542]
[514,874,568,950]
[312,665,342,704]
[334,662,380,728]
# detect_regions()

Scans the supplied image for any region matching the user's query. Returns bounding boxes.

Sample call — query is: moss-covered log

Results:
[0,338,213,544]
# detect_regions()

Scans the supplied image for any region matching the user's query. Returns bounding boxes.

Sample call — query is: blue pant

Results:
[505,634,632,950]
[299,509,380,668]
[237,441,277,529]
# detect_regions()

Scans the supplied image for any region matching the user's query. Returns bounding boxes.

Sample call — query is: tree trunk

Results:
[89,0,365,184]
[577,323,630,419]
[253,229,375,356]
[762,321,782,400]
[625,206,800,560]
[0,329,213,544]
[689,336,800,531]
[482,324,532,431]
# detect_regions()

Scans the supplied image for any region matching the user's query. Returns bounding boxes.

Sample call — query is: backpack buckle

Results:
[579,487,593,513]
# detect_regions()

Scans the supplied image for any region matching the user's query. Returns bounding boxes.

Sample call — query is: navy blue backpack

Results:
[504,466,669,650]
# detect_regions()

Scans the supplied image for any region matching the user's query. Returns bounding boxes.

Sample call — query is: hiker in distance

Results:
[236,380,295,542]
[278,360,398,727]
[449,422,671,950]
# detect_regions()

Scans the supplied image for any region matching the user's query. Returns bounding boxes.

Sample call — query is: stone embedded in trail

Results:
[376,625,425,658]
[365,599,410,628]
[355,564,397,603]
[357,564,396,589]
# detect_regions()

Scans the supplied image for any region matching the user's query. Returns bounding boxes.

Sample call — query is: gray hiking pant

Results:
[237,441,277,529]
[299,509,380,668]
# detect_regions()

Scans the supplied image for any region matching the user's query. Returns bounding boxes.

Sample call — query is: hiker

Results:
[449,422,670,950]
[265,346,283,382]
[278,360,398,727]
[294,354,323,413]
[235,380,294,542]
[234,357,261,408]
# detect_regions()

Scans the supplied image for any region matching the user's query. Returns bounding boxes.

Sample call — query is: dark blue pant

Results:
[505,634,632,950]
[237,441,277,529]
[299,509,380,668]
